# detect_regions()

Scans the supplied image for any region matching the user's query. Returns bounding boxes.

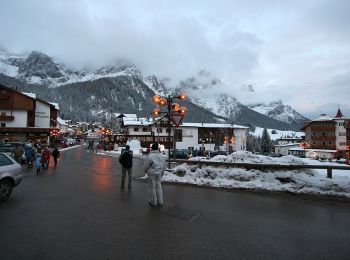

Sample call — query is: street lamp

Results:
[152,93,188,168]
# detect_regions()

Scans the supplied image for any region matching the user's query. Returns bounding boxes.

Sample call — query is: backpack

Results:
[120,151,133,169]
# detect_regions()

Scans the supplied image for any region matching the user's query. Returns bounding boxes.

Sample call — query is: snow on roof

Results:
[306,149,338,153]
[313,114,334,121]
[275,143,301,147]
[277,137,302,140]
[181,123,249,129]
[21,92,36,99]
[56,117,68,125]
[123,117,154,126]
[49,102,59,110]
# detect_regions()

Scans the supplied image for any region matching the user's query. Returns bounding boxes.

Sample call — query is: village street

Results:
[1,146,350,260]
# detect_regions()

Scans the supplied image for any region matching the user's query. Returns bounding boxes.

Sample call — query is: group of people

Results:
[88,140,114,152]
[19,144,61,174]
[119,143,166,207]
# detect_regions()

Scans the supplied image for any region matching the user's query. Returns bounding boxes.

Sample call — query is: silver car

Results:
[0,153,23,202]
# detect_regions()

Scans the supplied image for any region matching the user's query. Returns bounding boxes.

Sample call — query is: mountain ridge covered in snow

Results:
[0,48,307,130]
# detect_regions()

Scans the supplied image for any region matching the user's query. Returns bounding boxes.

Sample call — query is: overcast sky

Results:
[1,0,349,119]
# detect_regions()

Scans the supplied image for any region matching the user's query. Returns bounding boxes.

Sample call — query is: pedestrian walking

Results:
[35,154,42,174]
[41,147,51,169]
[119,145,133,189]
[51,146,60,167]
[24,144,35,168]
[144,143,166,207]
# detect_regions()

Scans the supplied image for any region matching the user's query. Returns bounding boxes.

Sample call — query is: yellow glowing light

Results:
[152,108,161,117]
[159,97,168,107]
[178,92,187,101]
[171,103,180,112]
[153,95,161,104]
[178,106,188,114]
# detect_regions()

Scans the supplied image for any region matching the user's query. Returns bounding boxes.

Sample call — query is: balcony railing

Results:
[0,115,14,121]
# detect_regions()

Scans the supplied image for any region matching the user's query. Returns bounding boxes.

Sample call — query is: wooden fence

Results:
[168,159,350,179]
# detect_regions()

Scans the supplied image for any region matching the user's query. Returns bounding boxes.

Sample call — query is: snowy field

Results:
[251,127,304,140]
[163,151,350,198]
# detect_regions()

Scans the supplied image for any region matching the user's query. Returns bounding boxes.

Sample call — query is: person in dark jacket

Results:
[12,145,23,163]
[51,146,60,167]
[119,145,133,189]
[24,145,35,168]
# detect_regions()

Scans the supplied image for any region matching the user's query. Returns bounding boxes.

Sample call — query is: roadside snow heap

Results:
[163,151,350,198]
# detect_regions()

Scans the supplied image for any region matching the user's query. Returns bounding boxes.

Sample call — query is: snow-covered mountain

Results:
[0,48,307,130]
[0,48,141,87]
[248,100,309,127]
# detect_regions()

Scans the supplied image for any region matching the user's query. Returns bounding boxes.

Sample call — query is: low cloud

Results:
[0,0,349,117]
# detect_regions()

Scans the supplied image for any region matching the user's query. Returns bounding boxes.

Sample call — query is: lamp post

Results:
[152,93,187,169]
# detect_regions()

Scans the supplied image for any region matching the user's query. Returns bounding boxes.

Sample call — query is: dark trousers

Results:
[121,167,132,188]
[53,156,58,166]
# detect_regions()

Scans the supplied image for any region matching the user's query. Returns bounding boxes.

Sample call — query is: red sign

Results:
[170,114,184,128]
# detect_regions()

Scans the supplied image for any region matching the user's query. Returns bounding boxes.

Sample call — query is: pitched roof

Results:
[335,108,344,118]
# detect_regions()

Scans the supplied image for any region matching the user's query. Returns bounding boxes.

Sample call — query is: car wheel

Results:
[0,179,13,202]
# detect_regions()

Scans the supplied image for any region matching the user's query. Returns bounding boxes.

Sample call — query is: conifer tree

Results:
[261,128,272,154]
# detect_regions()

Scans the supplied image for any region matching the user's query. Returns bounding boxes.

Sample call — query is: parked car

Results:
[0,153,23,202]
[170,149,190,159]
[0,142,27,164]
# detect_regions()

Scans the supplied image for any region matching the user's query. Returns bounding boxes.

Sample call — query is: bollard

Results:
[327,168,332,179]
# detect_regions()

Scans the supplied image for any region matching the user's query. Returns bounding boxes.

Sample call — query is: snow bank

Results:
[164,152,350,198]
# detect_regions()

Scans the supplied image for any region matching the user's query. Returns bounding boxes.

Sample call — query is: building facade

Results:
[117,115,248,153]
[301,109,350,159]
[0,84,59,143]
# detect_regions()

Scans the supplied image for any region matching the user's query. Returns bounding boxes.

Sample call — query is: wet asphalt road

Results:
[1,146,350,260]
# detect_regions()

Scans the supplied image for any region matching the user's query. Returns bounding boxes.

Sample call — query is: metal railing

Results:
[167,159,350,179]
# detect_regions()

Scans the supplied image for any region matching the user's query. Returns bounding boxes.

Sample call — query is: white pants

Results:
[148,174,163,206]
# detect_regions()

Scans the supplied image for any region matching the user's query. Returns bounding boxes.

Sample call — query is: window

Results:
[166,128,171,133]
[339,132,346,136]
[0,112,5,116]
[339,142,346,146]
[174,129,182,142]
[143,128,149,132]
[0,123,5,127]
[134,128,139,132]
[322,133,326,136]
[0,154,13,166]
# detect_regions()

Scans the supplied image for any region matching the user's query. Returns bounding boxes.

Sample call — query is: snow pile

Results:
[208,151,306,165]
[126,139,142,155]
[164,152,350,198]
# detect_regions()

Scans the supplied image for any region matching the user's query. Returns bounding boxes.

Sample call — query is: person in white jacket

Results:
[144,143,166,207]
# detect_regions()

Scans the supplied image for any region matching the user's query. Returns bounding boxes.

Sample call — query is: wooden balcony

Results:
[0,115,14,121]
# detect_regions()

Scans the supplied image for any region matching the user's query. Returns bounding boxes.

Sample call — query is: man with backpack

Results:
[119,145,133,189]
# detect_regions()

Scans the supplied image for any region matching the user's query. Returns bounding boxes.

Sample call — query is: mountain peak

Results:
[18,51,63,79]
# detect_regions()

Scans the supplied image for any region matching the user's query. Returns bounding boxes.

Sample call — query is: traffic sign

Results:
[170,114,184,128]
